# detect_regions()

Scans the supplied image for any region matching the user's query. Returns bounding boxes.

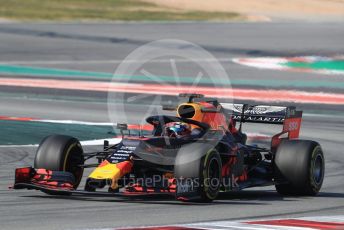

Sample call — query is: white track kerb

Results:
[110,215,344,230]
[232,56,344,75]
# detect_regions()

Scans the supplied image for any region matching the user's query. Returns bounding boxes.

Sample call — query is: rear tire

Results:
[274,140,324,196]
[34,135,84,189]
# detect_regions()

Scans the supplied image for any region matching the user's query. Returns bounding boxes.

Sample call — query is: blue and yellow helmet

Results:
[166,122,191,137]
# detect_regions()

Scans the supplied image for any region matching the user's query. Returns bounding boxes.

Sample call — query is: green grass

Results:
[0,120,114,145]
[284,60,344,71]
[0,0,241,21]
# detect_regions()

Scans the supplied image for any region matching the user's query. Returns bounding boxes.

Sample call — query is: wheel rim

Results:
[312,153,324,185]
[64,144,84,187]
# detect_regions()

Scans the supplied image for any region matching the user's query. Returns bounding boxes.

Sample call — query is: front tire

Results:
[34,135,84,189]
[175,143,222,202]
[200,150,222,202]
[274,140,324,196]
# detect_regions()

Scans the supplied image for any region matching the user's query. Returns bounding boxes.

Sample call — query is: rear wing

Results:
[220,103,302,124]
[221,103,303,141]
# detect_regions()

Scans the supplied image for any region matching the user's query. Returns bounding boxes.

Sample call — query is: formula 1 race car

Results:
[12,94,325,202]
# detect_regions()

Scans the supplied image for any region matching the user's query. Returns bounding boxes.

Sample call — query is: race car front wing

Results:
[11,167,175,198]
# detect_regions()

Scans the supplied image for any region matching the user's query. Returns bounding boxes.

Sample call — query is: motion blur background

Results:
[0,1,343,230]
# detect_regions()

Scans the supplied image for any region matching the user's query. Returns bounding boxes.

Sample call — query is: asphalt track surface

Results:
[0,22,343,230]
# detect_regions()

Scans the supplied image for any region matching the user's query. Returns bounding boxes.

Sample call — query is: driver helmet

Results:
[165,122,191,138]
